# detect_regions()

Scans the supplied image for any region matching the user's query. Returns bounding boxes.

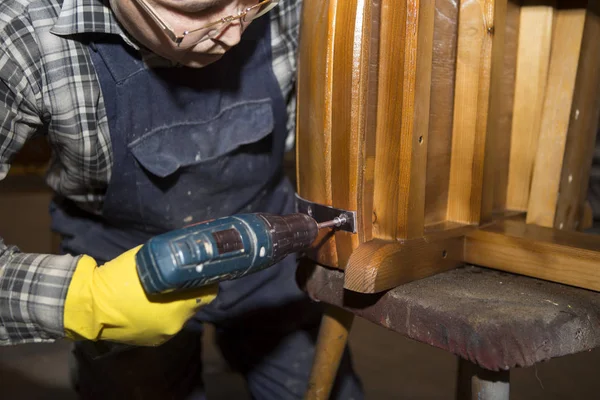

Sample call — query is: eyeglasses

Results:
[132,0,279,48]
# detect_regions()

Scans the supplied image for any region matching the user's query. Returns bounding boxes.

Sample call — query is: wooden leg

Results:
[456,358,510,400]
[305,305,355,400]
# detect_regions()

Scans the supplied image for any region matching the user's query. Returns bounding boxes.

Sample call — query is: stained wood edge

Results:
[464,219,600,292]
[342,215,600,294]
[343,237,463,293]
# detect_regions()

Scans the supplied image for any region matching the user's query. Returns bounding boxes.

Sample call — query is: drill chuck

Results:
[255,213,318,263]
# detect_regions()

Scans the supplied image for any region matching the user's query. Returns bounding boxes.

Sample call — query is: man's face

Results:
[109,0,255,68]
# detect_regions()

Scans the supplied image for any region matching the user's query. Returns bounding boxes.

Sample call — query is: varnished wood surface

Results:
[554,0,600,231]
[506,2,554,211]
[424,0,459,226]
[479,0,512,222]
[526,3,587,227]
[344,237,463,293]
[296,0,600,290]
[372,1,435,241]
[296,0,382,268]
[489,0,520,213]
[355,0,380,246]
[296,0,338,267]
[330,0,363,266]
[464,219,600,292]
[447,0,505,224]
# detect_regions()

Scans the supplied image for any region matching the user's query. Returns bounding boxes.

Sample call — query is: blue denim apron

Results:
[50,15,362,400]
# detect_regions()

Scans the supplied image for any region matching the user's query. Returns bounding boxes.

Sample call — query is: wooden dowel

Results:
[305,305,355,400]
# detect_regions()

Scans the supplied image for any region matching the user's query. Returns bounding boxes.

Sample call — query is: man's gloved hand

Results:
[63,245,217,346]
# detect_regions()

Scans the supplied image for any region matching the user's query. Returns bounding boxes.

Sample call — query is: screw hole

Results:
[418,136,424,144]
[442,250,448,258]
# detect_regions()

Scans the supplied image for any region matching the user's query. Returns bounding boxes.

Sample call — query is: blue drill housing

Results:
[135,214,274,295]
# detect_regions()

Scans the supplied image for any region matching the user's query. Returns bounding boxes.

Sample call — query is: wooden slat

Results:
[526,3,587,227]
[329,0,361,266]
[355,0,380,246]
[490,0,520,213]
[372,0,435,240]
[446,0,506,224]
[464,219,600,292]
[424,0,459,226]
[297,0,381,268]
[330,0,380,265]
[554,0,600,231]
[481,0,516,219]
[506,2,554,211]
[371,0,407,241]
[296,0,338,267]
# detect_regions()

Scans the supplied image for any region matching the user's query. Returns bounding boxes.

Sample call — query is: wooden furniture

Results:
[295,0,600,398]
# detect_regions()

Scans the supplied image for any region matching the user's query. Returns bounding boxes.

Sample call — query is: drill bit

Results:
[317,213,349,230]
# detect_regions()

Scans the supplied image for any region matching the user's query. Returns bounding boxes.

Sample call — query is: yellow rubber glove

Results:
[63,245,218,346]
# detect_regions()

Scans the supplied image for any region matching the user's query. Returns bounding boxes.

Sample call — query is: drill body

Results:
[136,213,318,295]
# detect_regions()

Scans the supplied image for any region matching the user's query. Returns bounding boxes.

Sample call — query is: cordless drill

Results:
[135,212,348,295]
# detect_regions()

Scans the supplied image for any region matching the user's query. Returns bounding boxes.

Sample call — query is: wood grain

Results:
[506,2,554,211]
[479,0,511,222]
[554,0,600,231]
[355,0,381,246]
[305,305,355,400]
[296,0,382,268]
[330,0,380,265]
[526,4,587,227]
[296,0,338,267]
[464,219,600,292]
[329,0,361,266]
[372,0,435,240]
[446,0,505,224]
[490,0,520,213]
[344,237,464,293]
[371,0,407,240]
[424,0,459,226]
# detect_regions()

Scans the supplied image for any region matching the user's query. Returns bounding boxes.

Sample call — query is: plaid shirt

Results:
[0,0,301,345]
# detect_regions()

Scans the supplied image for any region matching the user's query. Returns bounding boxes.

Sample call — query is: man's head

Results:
[108,0,278,68]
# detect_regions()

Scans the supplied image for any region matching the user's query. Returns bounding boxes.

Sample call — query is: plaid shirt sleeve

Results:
[0,9,79,346]
[0,241,79,345]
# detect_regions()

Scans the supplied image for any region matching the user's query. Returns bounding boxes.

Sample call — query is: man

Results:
[0,0,363,398]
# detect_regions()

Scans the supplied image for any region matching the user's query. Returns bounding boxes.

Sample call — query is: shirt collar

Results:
[51,0,140,49]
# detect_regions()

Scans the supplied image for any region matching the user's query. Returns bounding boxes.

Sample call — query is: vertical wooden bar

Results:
[424,0,459,226]
[356,0,380,246]
[372,0,435,240]
[296,0,339,267]
[329,0,360,266]
[447,0,507,224]
[526,1,588,227]
[489,0,521,212]
[397,0,435,238]
[487,0,520,215]
[372,0,408,240]
[330,0,379,266]
[506,2,554,211]
[479,0,509,224]
[554,0,600,230]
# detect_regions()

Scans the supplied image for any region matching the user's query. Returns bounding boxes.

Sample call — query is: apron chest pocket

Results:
[129,99,274,178]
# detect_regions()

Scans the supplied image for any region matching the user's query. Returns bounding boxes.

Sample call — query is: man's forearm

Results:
[0,239,79,345]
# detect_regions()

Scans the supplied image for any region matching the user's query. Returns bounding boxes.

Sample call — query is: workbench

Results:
[298,263,600,398]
